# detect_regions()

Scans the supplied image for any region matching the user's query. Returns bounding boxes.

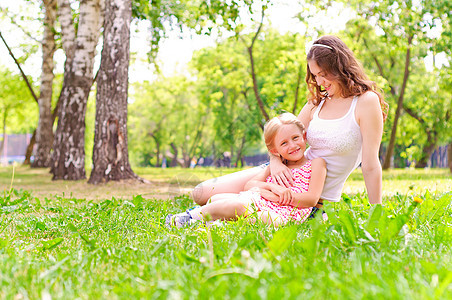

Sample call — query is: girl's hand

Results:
[269,155,294,187]
[271,185,293,206]
[278,189,294,206]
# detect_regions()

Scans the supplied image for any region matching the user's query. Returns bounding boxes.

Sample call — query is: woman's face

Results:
[308,60,340,98]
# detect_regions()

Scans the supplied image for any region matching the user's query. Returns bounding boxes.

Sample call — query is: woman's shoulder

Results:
[356,91,384,126]
[356,91,382,114]
[357,91,380,106]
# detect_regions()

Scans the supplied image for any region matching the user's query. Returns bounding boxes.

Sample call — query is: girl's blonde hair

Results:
[264,113,305,151]
[306,35,388,121]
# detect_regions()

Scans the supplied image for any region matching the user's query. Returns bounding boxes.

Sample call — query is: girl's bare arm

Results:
[290,158,327,208]
[244,166,280,201]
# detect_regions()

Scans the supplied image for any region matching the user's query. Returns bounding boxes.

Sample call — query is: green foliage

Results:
[131,0,250,63]
[129,76,209,167]
[399,69,451,163]
[0,67,38,135]
[128,28,312,167]
[190,35,263,162]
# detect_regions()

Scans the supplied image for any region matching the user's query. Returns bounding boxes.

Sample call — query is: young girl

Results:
[165,113,326,227]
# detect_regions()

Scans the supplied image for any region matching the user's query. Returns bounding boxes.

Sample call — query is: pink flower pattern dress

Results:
[250,160,313,224]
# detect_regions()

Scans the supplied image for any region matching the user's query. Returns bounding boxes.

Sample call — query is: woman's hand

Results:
[269,154,294,187]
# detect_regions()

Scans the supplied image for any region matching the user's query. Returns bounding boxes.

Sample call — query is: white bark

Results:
[72,0,102,78]
[57,0,75,65]
[32,0,57,167]
[52,0,102,180]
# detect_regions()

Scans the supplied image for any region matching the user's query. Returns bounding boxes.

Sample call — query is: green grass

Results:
[0,166,451,299]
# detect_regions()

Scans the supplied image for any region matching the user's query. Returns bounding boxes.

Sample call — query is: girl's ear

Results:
[270,148,279,156]
[303,131,307,140]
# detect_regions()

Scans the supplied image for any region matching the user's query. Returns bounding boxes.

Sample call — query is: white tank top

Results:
[305,96,362,202]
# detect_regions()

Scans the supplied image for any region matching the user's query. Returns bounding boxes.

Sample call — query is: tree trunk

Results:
[170,142,178,167]
[416,142,437,168]
[382,35,413,170]
[32,0,57,168]
[235,135,246,167]
[88,0,142,184]
[292,64,303,114]
[0,108,8,163]
[448,142,452,173]
[150,134,161,168]
[43,0,76,169]
[246,8,269,122]
[182,149,190,168]
[23,129,37,165]
[57,0,76,66]
[402,104,439,169]
[51,0,102,180]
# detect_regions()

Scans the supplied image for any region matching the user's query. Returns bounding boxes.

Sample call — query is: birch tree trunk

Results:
[32,0,57,168]
[57,0,76,66]
[88,0,142,184]
[51,0,102,180]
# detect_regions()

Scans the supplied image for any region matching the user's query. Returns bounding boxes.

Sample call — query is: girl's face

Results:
[308,60,340,98]
[271,124,306,163]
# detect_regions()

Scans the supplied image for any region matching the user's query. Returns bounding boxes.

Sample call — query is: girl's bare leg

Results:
[208,193,242,203]
[257,211,284,227]
[200,197,254,221]
[192,167,264,205]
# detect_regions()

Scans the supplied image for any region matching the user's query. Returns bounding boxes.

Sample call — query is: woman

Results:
[192,35,387,207]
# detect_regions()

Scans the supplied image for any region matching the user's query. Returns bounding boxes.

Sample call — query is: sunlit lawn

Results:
[0,165,451,299]
[1,165,450,201]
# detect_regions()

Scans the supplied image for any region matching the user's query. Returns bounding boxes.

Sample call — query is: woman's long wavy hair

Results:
[306,35,388,121]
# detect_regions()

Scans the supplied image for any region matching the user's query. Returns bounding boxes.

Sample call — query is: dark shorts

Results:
[307,206,326,219]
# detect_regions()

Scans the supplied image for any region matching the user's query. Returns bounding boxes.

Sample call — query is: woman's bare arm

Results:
[297,101,316,130]
[357,92,384,204]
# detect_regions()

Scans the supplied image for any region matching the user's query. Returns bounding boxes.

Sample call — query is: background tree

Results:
[128,79,173,167]
[32,0,57,168]
[51,0,103,180]
[129,76,211,168]
[128,28,311,168]
[191,37,264,165]
[240,0,270,122]
[1,1,67,166]
[402,69,451,167]
[88,0,142,184]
